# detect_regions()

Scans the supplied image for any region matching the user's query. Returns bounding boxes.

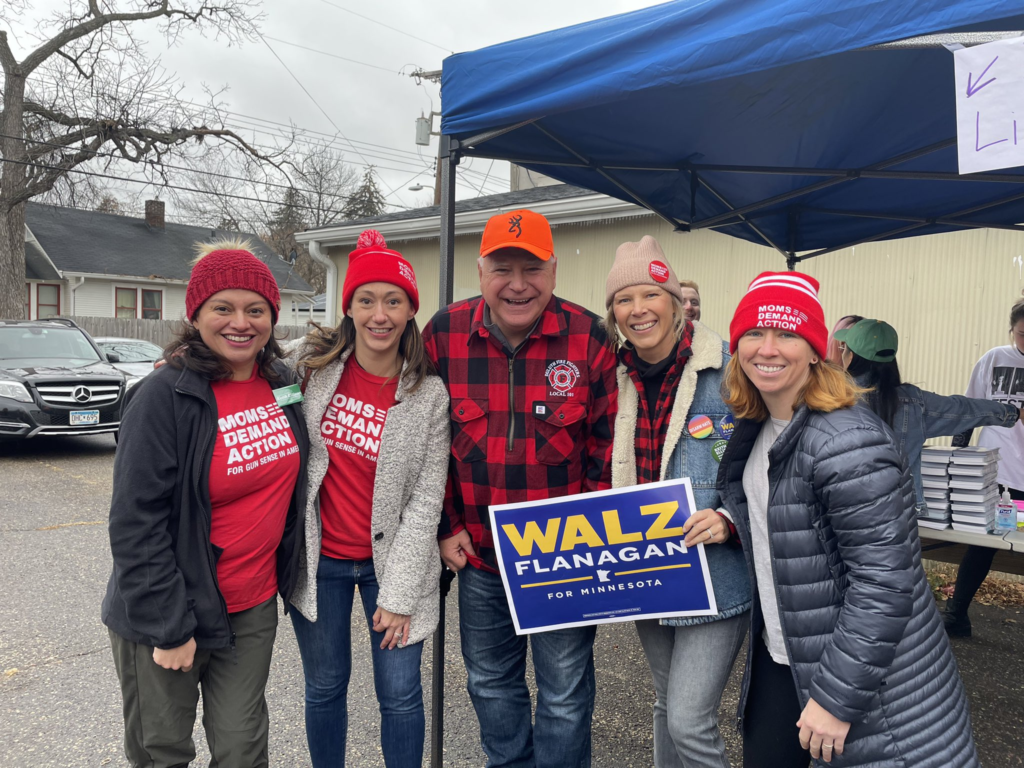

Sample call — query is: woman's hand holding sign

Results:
[682,508,730,547]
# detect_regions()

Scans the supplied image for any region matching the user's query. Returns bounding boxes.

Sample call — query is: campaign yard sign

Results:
[490,478,718,634]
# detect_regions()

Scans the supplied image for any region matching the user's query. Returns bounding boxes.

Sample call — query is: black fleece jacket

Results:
[101,359,308,650]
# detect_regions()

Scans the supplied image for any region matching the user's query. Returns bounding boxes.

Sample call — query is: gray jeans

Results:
[635,613,747,768]
[108,597,278,768]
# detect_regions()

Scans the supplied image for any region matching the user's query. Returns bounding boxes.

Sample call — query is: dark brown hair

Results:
[1010,297,1024,331]
[298,315,433,394]
[163,322,285,383]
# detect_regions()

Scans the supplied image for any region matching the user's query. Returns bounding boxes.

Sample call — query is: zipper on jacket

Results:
[507,355,516,452]
[180,384,234,649]
[763,452,805,711]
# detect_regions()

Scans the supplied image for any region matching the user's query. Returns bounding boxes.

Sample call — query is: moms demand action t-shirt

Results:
[319,359,397,561]
[208,368,300,613]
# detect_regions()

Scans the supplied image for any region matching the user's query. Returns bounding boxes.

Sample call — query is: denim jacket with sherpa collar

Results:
[853,373,1018,511]
[612,321,752,627]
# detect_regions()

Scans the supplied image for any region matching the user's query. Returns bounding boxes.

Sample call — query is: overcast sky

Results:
[5,0,667,214]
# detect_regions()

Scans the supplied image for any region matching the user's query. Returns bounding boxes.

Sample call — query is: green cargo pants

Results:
[108,597,278,768]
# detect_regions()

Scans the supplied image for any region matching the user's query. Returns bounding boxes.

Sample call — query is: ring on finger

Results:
[706,528,714,539]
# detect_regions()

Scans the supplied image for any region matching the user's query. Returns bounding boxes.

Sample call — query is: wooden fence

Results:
[60,316,312,346]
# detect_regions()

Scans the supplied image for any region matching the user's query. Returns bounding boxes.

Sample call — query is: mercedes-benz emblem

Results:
[72,385,92,403]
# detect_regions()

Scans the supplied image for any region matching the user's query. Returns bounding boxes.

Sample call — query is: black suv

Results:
[0,319,128,439]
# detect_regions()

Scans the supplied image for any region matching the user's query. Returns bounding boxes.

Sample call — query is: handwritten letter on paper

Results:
[955,37,1024,175]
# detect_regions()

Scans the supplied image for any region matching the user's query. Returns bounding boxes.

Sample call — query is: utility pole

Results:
[411,69,444,205]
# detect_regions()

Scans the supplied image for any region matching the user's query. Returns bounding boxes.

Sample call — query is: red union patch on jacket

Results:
[546,360,580,395]
[756,304,809,331]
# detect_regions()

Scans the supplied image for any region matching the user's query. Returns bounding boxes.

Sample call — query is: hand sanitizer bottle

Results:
[996,491,1015,532]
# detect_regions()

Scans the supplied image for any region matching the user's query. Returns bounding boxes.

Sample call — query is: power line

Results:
[315,0,453,54]
[254,32,411,206]
[262,36,401,74]
[0,132,371,205]
[0,155,352,217]
[23,74,449,179]
[27,74,437,164]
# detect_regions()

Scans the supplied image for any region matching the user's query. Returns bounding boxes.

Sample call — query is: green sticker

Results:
[711,439,728,463]
[273,383,304,406]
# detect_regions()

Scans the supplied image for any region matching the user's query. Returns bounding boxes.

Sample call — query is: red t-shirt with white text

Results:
[319,359,398,561]
[208,368,301,613]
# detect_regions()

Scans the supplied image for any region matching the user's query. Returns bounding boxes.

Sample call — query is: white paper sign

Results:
[955,37,1024,175]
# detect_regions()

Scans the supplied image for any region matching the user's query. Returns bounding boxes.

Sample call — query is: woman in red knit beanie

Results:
[718,272,978,768]
[285,230,448,768]
[102,238,309,768]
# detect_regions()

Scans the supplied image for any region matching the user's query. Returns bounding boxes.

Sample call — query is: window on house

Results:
[37,284,60,319]
[141,289,162,320]
[26,284,31,319]
[115,287,137,318]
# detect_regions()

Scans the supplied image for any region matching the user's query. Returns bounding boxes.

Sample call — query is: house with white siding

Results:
[23,200,313,322]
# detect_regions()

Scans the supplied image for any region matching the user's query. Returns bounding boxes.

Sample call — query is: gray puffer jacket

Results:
[717,404,979,768]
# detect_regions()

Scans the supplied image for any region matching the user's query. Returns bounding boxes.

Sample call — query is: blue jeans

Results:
[290,556,424,768]
[458,565,596,768]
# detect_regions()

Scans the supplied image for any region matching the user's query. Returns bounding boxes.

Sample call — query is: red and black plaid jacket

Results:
[423,295,618,572]
[619,328,694,485]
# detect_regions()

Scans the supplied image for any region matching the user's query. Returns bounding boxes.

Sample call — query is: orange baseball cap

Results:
[480,209,554,261]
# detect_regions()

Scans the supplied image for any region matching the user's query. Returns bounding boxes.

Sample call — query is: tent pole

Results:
[696,175,790,260]
[430,133,459,768]
[692,138,957,230]
[529,122,686,232]
[799,186,1024,262]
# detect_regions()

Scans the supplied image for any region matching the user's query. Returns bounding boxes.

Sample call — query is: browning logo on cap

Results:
[508,214,523,238]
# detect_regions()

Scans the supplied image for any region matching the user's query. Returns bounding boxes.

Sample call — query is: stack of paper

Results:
[948,447,1001,534]
[919,447,954,530]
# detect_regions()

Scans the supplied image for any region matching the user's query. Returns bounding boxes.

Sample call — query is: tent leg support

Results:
[430,134,459,768]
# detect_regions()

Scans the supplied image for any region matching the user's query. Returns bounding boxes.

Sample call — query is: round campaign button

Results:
[687,414,714,439]
[649,260,670,283]
[711,439,729,463]
[717,415,735,440]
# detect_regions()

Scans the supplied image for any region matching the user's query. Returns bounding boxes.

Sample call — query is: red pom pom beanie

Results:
[729,271,828,360]
[185,245,281,323]
[342,230,419,313]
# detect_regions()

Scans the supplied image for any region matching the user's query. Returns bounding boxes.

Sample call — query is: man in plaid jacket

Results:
[423,208,618,768]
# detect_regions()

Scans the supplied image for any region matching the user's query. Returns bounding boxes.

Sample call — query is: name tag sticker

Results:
[273,383,304,407]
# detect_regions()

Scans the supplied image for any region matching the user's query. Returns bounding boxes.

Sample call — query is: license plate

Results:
[70,410,100,426]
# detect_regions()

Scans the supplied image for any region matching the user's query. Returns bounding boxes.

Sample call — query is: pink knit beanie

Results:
[605,236,683,308]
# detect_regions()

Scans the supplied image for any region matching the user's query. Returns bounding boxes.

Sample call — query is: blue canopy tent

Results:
[426,2,1024,764]
[435,0,1024,287]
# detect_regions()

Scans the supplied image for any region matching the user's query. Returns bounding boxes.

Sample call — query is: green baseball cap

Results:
[833,319,898,363]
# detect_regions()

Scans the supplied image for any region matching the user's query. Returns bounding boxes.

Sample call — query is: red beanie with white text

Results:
[728,272,828,360]
[342,230,419,313]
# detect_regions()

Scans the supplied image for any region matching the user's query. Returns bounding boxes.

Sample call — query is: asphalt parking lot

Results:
[1,435,1021,767]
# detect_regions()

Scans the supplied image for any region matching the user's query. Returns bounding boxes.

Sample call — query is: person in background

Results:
[286,231,449,768]
[102,240,308,768]
[679,279,702,322]
[825,314,862,366]
[833,318,1020,518]
[943,297,1024,637]
[717,272,978,768]
[606,236,750,768]
[422,209,618,768]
